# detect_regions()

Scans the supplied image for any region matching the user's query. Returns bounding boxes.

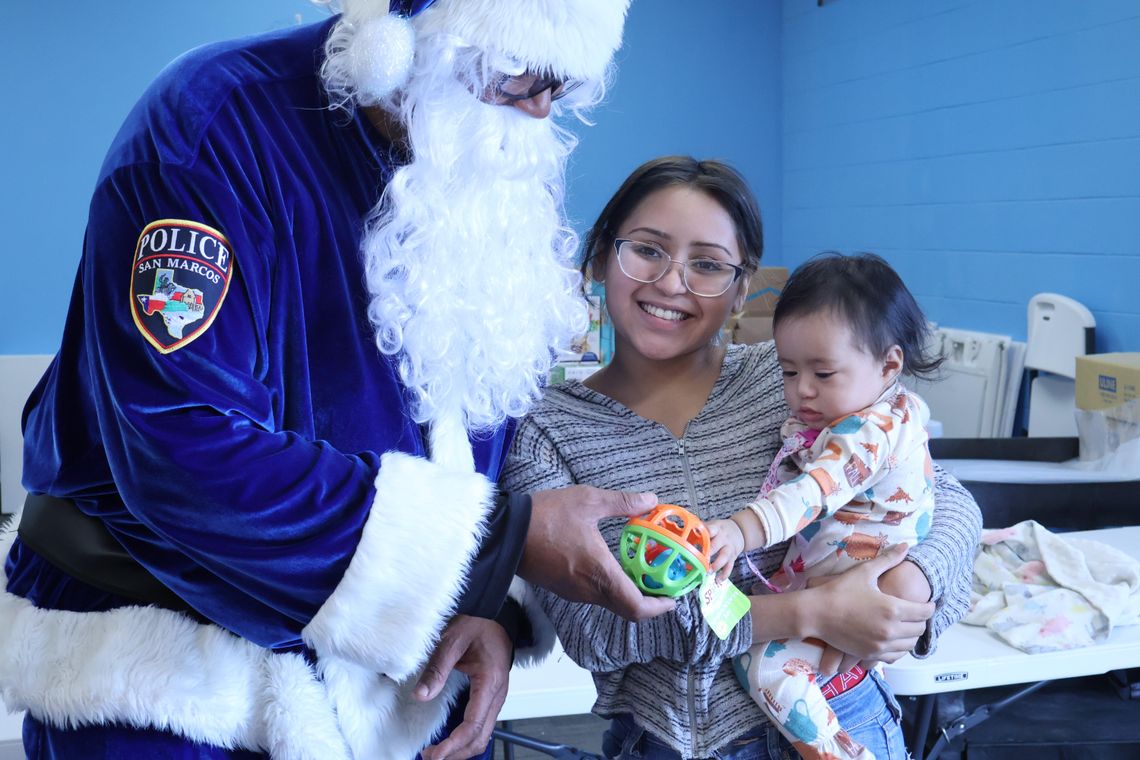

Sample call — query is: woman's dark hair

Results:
[581,156,764,277]
[773,252,943,378]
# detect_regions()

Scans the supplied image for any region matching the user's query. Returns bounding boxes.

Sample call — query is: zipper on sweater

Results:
[677,434,701,757]
[687,669,701,757]
[677,437,701,514]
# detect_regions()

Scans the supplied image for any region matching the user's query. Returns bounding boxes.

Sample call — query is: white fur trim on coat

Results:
[506,576,558,668]
[414,0,631,81]
[303,449,493,679]
[0,447,496,758]
[303,447,496,758]
[0,527,348,759]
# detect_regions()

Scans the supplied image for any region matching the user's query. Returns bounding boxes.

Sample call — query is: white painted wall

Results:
[0,713,20,750]
[0,354,53,744]
[502,643,596,721]
[0,355,52,519]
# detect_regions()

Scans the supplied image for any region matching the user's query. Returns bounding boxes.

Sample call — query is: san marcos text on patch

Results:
[130,219,235,354]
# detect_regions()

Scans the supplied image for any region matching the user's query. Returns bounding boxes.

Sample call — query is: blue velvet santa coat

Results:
[1,17,535,759]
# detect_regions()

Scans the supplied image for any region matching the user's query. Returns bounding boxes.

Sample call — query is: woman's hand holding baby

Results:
[805,544,935,675]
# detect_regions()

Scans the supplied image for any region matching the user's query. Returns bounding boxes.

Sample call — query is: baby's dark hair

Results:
[773,252,943,378]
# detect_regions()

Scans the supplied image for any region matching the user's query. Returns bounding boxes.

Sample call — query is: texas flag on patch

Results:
[130,219,235,354]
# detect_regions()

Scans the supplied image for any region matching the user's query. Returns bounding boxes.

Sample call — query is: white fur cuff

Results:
[303,451,495,680]
[506,576,558,668]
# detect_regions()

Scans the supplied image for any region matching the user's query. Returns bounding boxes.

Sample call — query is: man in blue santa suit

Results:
[0,1,672,757]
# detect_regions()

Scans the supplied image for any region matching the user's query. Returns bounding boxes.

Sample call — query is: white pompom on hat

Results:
[337,0,422,102]
[345,12,417,101]
[338,0,631,102]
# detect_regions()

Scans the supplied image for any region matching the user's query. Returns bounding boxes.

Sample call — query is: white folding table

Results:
[498,526,1140,759]
[882,525,1140,759]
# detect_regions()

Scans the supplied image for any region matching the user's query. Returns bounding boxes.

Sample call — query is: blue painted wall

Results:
[566,1,782,263]
[0,1,328,354]
[0,0,779,355]
[5,2,1131,354]
[781,0,1139,352]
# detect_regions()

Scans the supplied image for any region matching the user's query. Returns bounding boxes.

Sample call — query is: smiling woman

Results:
[592,185,749,411]
[577,157,763,437]
[500,155,983,760]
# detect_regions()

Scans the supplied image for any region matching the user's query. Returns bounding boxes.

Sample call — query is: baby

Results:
[709,252,942,760]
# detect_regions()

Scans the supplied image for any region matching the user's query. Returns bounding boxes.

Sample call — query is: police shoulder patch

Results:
[130,219,235,354]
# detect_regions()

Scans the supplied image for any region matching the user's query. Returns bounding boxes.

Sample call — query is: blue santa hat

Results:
[389,0,438,14]
[342,0,630,102]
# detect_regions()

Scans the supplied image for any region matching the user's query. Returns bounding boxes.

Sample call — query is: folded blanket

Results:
[964,520,1140,653]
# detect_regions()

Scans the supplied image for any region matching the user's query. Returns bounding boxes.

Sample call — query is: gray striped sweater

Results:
[501,341,982,758]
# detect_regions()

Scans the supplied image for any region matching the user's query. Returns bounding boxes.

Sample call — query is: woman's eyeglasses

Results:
[613,239,745,298]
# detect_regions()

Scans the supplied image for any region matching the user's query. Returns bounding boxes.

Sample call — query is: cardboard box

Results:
[730,266,787,344]
[733,316,774,344]
[1076,353,1140,418]
[742,266,788,316]
[1075,354,1140,460]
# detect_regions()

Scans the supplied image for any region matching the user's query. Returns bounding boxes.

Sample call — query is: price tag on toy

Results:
[698,573,750,640]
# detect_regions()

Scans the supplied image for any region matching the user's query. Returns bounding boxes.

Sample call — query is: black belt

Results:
[18,493,198,617]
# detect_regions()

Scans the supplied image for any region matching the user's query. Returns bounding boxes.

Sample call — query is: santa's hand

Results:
[519,486,675,622]
[416,615,511,760]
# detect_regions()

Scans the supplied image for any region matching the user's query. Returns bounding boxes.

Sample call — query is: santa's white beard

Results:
[359,57,587,431]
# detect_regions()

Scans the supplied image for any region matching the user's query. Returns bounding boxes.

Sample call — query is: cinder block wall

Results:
[780,0,1139,352]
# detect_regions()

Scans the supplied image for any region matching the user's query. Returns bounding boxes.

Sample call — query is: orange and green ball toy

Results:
[619,504,711,598]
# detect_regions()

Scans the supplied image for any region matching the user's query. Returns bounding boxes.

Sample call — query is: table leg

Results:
[908,693,937,760]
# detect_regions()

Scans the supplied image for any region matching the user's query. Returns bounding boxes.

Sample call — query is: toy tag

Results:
[697,574,750,640]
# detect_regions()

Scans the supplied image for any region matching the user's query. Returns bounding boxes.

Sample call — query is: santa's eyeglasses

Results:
[446,39,585,106]
[480,71,583,104]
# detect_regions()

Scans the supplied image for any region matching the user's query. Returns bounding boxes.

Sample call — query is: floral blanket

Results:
[963,520,1140,653]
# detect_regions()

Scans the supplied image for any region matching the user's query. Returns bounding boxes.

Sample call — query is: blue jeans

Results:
[601,671,907,760]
